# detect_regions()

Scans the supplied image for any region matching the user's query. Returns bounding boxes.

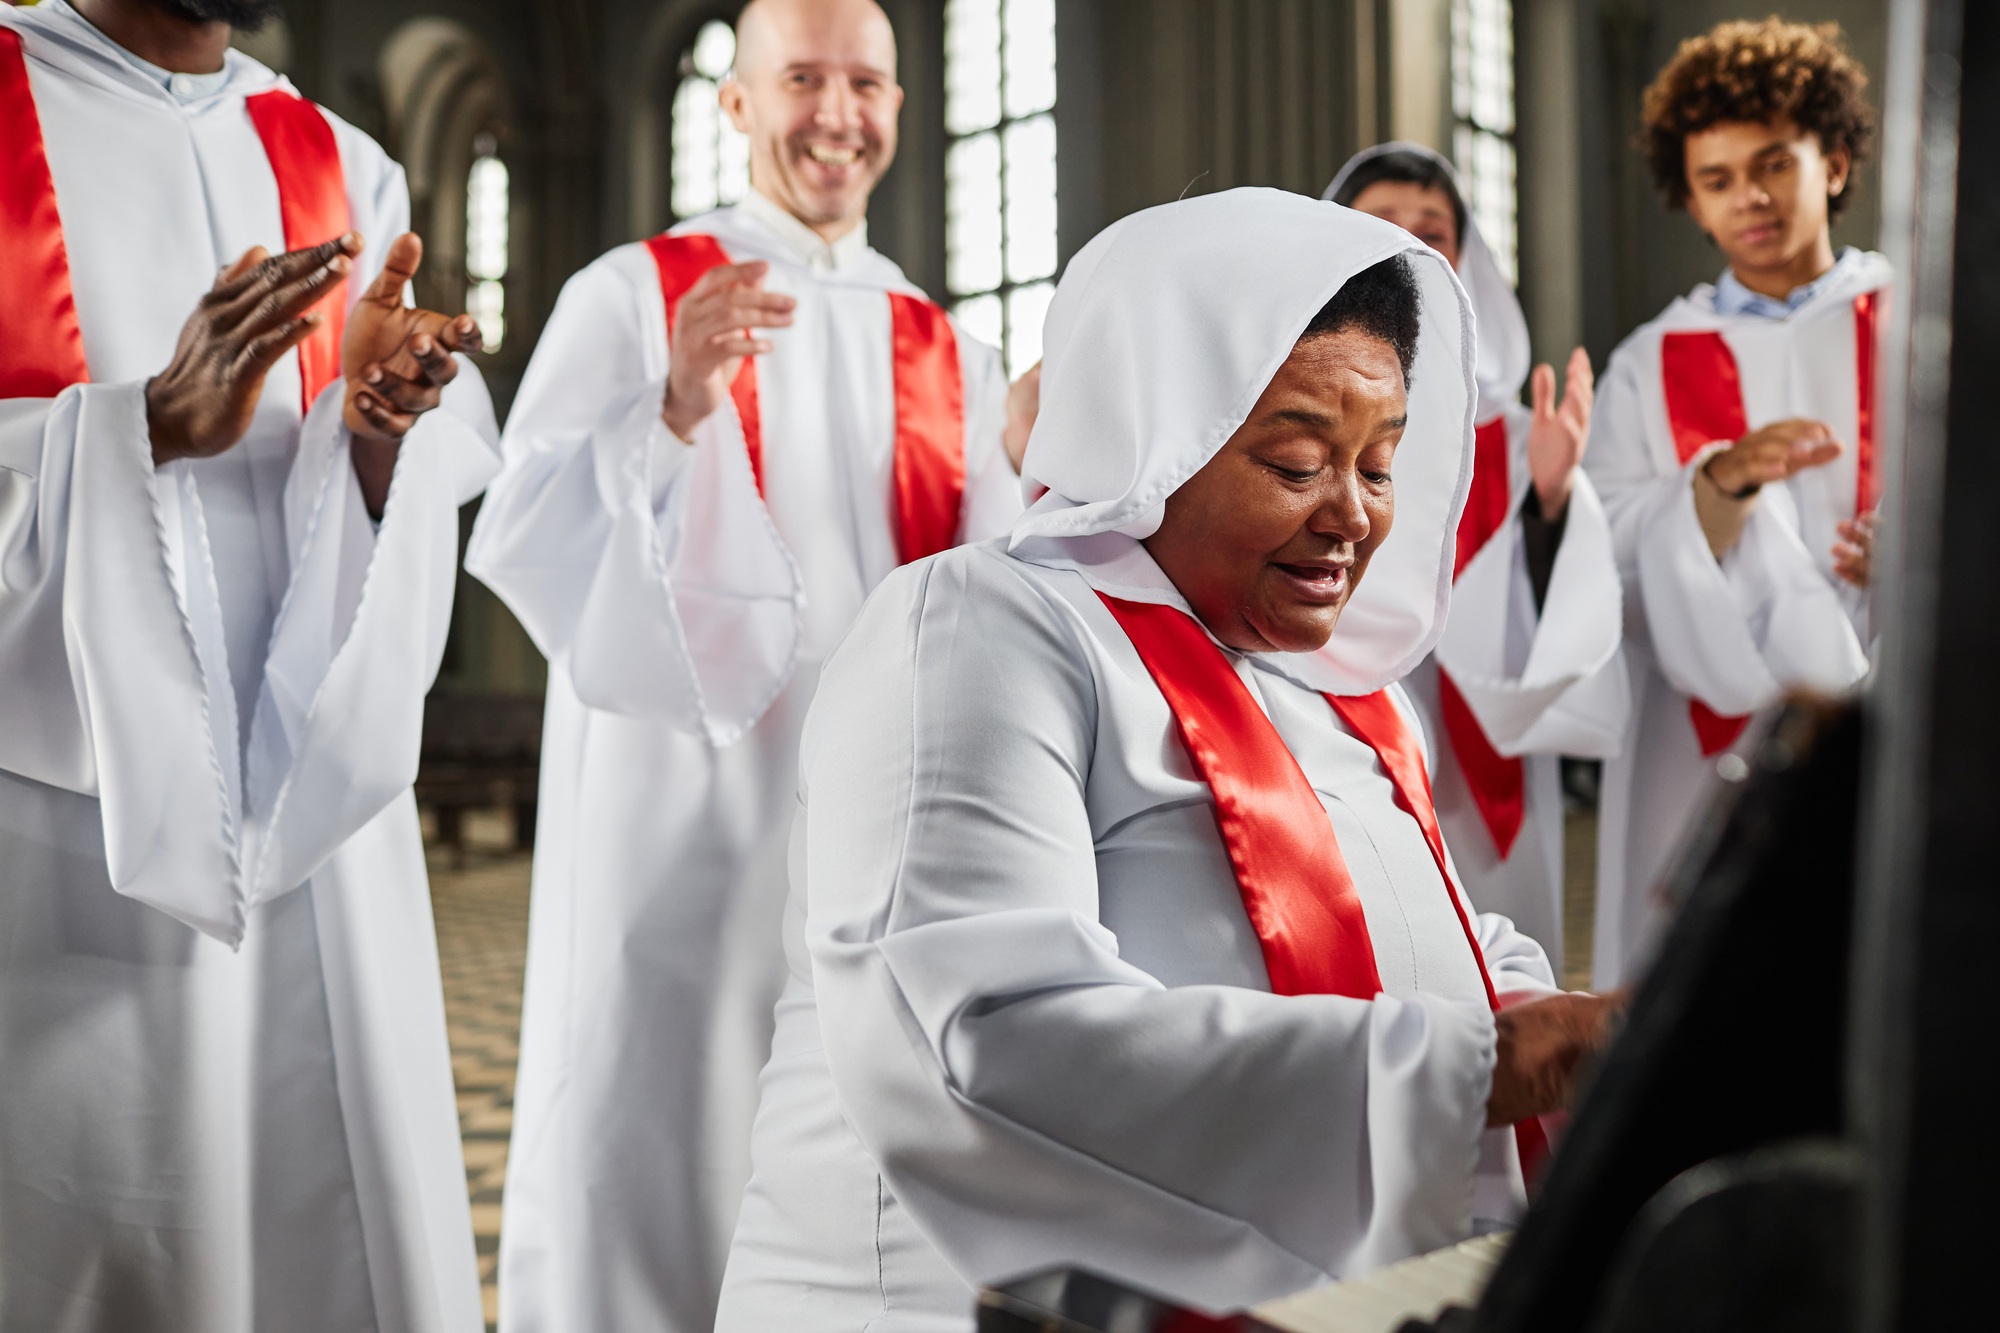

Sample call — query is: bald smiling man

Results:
[464,2,1026,1330]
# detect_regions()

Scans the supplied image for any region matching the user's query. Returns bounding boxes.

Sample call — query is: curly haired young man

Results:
[1584,18,1884,987]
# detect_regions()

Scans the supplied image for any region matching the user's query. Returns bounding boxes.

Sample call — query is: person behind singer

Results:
[1328,143,1626,967]
[464,1,1026,1328]
[715,188,1621,1330]
[1585,18,1882,987]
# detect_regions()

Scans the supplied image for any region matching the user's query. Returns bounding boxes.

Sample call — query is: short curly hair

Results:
[1301,255,1421,385]
[1640,17,1874,218]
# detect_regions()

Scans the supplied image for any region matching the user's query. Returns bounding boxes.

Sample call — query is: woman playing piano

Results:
[714,188,1622,1330]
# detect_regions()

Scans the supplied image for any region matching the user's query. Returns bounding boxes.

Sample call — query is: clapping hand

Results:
[147,235,360,466]
[1525,346,1594,520]
[661,261,796,442]
[341,233,483,518]
[1704,418,1843,497]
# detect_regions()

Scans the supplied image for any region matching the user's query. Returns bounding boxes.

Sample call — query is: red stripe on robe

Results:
[244,89,350,415]
[1660,330,1753,757]
[1099,593,1548,1175]
[0,29,89,398]
[1853,290,1879,514]
[1440,415,1527,857]
[886,292,967,563]
[646,232,767,495]
[645,233,968,561]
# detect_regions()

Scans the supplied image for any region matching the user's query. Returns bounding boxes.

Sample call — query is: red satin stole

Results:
[645,233,968,564]
[243,89,351,413]
[0,29,88,397]
[1099,594,1550,1175]
[1439,415,1526,857]
[0,36,349,409]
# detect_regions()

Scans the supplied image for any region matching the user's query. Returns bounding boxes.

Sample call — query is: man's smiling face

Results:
[722,0,903,239]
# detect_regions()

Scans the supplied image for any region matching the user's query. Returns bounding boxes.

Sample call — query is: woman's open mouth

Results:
[1271,561,1350,605]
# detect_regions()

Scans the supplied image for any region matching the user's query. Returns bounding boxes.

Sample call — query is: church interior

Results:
[8,0,1996,1327]
[231,0,1911,1324]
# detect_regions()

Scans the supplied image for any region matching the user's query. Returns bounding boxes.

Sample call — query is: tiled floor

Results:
[431,849,533,1333]
[423,812,1600,1331]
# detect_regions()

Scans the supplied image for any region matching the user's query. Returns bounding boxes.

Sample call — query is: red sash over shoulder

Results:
[1100,594,1549,1176]
[244,89,351,413]
[0,29,88,397]
[645,231,968,563]
[0,37,350,410]
[1440,415,1526,857]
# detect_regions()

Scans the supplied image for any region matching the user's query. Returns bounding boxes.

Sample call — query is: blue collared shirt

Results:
[1713,247,1860,319]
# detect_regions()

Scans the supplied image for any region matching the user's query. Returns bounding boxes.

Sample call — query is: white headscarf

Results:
[1011,186,1476,695]
[1324,142,1530,421]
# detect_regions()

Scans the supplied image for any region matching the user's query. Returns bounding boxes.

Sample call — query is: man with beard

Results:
[465,0,1021,1329]
[0,2,498,1331]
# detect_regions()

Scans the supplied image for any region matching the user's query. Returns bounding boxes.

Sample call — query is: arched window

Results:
[465,134,509,350]
[1451,0,1517,283]
[945,0,1058,378]
[672,19,751,220]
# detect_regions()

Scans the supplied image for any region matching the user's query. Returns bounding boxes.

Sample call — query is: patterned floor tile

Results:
[431,850,532,1333]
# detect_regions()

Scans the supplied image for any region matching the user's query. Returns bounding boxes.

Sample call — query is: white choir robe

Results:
[464,203,1018,1333]
[1583,252,1882,987]
[0,6,500,1333]
[714,537,1561,1332]
[1406,402,1627,961]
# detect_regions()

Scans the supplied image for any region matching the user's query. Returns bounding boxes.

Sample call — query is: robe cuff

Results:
[1635,451,1866,714]
[1350,992,1494,1272]
[570,375,804,744]
[65,382,243,941]
[1433,471,1626,757]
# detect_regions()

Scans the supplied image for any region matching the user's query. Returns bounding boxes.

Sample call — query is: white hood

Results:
[1325,142,1530,422]
[1011,186,1477,695]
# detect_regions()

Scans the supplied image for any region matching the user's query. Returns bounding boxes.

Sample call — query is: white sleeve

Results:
[240,146,503,915]
[0,149,502,945]
[464,253,803,746]
[0,385,239,939]
[801,553,1498,1310]
[1582,348,1867,715]
[1434,410,1628,758]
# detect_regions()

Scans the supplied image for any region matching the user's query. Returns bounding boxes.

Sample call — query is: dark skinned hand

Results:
[146,234,359,467]
[341,232,484,519]
[1486,989,1627,1127]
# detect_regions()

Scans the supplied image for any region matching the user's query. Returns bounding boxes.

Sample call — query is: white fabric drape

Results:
[1414,407,1627,957]
[1583,254,1883,986]
[718,190,1559,1331]
[0,7,497,1332]
[465,206,1016,1333]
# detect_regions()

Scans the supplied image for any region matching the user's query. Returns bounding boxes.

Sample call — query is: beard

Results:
[154,0,284,31]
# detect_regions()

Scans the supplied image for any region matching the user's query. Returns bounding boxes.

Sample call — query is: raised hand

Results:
[661,261,796,442]
[1003,359,1042,474]
[1704,418,1843,497]
[1486,989,1625,1127]
[340,232,483,517]
[1526,346,1594,520]
[147,235,360,466]
[1833,511,1876,588]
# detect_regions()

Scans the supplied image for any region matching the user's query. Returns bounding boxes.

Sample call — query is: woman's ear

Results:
[1827,144,1852,198]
